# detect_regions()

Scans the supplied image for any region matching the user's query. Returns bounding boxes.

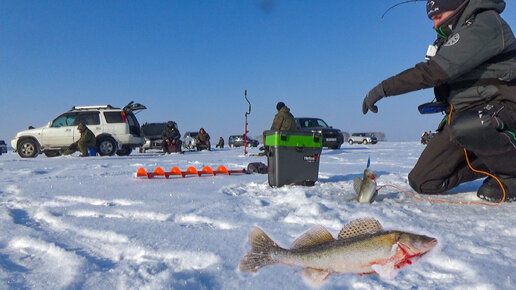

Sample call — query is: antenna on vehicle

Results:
[243,90,252,155]
[381,0,422,19]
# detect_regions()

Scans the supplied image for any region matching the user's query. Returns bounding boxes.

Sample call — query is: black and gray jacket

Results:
[381,0,516,111]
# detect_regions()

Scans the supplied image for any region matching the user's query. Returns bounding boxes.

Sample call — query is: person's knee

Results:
[408,172,446,195]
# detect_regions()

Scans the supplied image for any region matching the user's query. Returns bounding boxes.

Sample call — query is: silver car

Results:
[348,133,378,145]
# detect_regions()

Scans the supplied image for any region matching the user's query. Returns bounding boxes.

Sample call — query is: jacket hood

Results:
[460,0,505,22]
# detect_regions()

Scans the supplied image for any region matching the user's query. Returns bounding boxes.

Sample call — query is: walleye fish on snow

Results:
[239,217,437,286]
[354,168,378,203]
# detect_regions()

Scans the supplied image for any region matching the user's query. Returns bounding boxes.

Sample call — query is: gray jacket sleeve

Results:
[381,10,509,97]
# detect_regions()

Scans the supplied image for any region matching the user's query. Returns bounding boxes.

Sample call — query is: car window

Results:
[315,119,329,127]
[297,119,308,128]
[104,111,124,123]
[52,113,76,127]
[73,112,100,126]
[126,113,138,127]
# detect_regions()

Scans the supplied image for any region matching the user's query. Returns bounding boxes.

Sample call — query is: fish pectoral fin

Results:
[370,263,399,280]
[291,225,335,249]
[302,268,330,287]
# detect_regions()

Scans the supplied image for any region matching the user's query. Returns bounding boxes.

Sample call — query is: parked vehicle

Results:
[182,131,198,150]
[348,133,378,145]
[0,140,7,154]
[228,135,259,148]
[139,122,176,153]
[295,117,344,149]
[11,102,146,158]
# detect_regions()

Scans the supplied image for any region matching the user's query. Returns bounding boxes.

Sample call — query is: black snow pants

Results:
[408,101,516,194]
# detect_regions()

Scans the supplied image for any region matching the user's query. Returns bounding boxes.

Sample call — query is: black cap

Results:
[276,102,285,111]
[427,0,466,19]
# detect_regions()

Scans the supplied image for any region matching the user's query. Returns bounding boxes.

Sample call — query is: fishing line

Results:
[381,0,423,19]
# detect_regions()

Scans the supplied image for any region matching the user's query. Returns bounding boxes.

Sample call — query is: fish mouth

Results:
[421,238,438,253]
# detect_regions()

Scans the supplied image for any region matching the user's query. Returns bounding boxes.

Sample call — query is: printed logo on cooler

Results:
[303,154,319,162]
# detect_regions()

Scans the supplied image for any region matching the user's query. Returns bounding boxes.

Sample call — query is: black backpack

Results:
[247,162,268,174]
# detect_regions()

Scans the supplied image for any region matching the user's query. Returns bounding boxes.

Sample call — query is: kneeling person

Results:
[63,123,96,157]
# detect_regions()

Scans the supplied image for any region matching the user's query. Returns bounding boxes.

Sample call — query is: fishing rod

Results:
[381,0,423,19]
[243,90,252,155]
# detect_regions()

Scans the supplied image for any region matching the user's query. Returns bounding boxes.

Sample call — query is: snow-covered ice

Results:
[0,142,514,289]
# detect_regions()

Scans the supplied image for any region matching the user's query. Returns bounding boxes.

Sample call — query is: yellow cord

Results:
[463,148,506,204]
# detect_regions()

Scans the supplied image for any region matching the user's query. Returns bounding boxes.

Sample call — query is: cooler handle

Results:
[312,133,320,143]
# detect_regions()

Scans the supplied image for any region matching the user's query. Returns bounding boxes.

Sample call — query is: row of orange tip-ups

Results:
[136,165,246,179]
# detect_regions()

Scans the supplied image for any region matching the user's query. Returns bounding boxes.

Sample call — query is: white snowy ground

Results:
[0,142,515,289]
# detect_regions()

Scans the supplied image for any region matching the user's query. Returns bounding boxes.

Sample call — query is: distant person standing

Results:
[270,102,297,131]
[216,137,224,148]
[196,128,211,151]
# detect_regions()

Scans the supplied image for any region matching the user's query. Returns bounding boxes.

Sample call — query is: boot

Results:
[477,176,516,202]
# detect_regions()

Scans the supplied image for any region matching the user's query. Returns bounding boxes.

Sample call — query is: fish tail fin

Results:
[239,226,279,273]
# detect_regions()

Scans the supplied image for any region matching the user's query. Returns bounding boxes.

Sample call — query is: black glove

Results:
[362,83,386,114]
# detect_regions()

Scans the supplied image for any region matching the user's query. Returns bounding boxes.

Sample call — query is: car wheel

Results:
[230,144,234,148]
[97,137,117,156]
[116,145,132,156]
[362,139,368,145]
[44,150,61,157]
[17,139,39,158]
[348,139,353,145]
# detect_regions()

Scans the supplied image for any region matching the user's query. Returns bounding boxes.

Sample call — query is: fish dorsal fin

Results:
[338,218,383,240]
[353,177,362,194]
[291,225,335,249]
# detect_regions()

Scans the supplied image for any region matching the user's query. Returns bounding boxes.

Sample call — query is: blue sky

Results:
[2,0,516,142]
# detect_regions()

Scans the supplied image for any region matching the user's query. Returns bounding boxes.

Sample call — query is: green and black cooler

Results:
[264,130,322,187]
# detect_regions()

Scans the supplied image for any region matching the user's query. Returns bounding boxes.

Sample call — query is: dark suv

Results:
[228,135,259,148]
[295,117,344,149]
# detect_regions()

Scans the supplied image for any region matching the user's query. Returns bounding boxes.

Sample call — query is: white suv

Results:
[11,102,146,158]
[348,133,378,145]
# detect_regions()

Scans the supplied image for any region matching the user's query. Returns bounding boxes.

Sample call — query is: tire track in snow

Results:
[7,237,84,289]
[33,208,220,272]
